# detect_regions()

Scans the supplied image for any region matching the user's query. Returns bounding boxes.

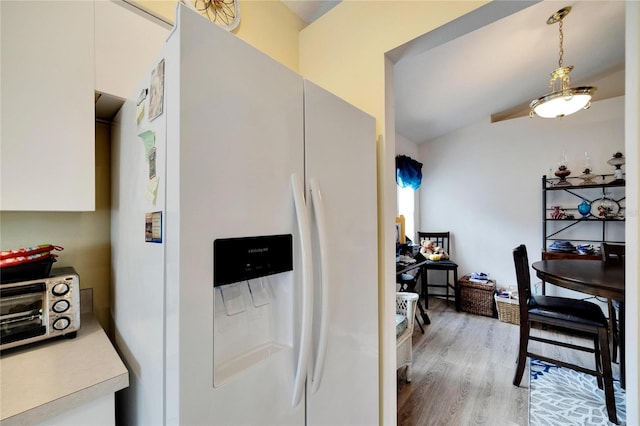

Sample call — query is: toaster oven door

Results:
[0,283,46,345]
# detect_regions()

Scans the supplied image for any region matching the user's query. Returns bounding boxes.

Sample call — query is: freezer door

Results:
[166,5,306,426]
[303,80,379,426]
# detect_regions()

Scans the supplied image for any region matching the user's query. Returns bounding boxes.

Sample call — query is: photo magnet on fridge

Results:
[149,59,165,121]
[145,211,163,243]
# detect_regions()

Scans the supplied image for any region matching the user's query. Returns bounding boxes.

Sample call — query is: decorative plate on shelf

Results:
[590,197,620,219]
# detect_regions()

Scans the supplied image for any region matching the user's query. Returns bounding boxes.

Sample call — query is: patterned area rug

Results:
[529,359,626,425]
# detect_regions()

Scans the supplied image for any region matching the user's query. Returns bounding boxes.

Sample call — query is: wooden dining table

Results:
[532,259,624,300]
[531,259,625,387]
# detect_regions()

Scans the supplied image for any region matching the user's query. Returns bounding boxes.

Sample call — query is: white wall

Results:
[396,132,420,158]
[418,96,625,289]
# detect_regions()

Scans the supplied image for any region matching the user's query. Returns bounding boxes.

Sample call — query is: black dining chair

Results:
[417,232,459,310]
[512,244,617,424]
[602,242,625,388]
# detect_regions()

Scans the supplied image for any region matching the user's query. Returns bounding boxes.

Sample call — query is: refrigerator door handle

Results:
[290,173,314,407]
[309,178,330,394]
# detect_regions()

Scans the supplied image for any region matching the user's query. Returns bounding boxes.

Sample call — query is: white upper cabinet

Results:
[1,1,95,211]
[95,1,170,99]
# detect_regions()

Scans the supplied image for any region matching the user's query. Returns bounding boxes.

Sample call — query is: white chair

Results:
[396,292,419,382]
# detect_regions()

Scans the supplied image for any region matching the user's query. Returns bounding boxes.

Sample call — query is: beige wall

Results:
[0,122,112,332]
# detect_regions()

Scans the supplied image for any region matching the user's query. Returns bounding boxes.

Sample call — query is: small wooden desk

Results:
[531,259,625,387]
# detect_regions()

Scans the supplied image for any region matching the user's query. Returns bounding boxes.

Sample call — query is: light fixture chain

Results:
[558,19,564,68]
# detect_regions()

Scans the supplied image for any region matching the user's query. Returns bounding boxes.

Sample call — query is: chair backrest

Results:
[601,243,625,265]
[418,232,451,253]
[512,244,532,324]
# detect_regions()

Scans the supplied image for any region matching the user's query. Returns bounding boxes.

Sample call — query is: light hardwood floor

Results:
[396,296,621,426]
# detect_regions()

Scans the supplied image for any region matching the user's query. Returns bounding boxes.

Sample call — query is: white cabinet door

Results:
[0,1,95,211]
[95,1,170,99]
[37,394,115,426]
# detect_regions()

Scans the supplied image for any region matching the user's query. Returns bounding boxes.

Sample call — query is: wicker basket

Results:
[458,275,496,317]
[494,295,520,325]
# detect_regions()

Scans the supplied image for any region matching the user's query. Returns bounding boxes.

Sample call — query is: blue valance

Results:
[396,155,423,190]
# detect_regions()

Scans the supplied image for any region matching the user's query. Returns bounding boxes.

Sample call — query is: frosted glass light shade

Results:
[530,87,594,118]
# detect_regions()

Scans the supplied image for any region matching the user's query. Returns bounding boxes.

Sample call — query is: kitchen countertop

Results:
[0,314,129,425]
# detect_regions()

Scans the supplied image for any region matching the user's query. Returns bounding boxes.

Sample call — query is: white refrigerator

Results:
[111,4,379,426]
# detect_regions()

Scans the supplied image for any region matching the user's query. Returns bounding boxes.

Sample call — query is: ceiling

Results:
[393,1,626,144]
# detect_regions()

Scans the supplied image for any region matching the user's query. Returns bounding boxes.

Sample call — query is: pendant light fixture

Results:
[530,6,596,118]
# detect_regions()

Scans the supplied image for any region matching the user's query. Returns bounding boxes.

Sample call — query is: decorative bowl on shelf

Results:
[577,200,591,218]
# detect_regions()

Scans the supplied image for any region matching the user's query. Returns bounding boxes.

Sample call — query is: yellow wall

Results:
[299,1,487,135]
[134,0,304,72]
[235,0,304,71]
[137,0,488,133]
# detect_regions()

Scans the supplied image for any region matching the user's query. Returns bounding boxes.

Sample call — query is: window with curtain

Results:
[395,155,423,190]
[396,155,422,242]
